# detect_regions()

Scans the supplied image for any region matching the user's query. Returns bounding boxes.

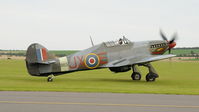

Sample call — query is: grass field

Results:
[0,50,78,57]
[0,59,199,95]
[169,48,199,55]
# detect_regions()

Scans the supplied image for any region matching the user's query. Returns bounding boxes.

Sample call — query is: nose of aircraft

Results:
[160,29,178,54]
[169,42,176,49]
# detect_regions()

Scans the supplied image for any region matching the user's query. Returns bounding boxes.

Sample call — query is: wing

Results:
[103,54,176,67]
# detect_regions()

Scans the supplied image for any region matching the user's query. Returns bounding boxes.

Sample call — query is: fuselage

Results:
[26,39,171,77]
[56,40,169,73]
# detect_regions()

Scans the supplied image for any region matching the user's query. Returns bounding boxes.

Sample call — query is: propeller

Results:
[160,30,177,54]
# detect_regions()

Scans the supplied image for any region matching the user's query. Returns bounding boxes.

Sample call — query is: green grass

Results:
[170,48,199,55]
[0,50,78,57]
[0,59,199,95]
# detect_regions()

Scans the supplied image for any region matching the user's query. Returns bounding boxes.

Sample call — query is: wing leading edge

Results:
[104,54,176,67]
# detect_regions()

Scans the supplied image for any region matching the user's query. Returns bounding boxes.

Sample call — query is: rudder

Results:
[25,43,55,76]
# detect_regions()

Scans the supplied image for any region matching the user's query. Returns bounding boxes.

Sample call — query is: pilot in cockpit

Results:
[119,38,123,45]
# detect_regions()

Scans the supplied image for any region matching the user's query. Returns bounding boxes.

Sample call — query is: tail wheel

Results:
[131,72,141,80]
[47,77,53,82]
[146,73,156,82]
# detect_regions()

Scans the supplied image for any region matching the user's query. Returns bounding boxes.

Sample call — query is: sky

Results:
[0,0,198,50]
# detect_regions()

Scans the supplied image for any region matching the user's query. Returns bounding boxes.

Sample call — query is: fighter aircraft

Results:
[25,30,177,82]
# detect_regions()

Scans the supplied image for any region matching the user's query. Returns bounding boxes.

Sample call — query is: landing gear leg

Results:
[131,65,141,80]
[47,75,54,82]
[143,63,159,82]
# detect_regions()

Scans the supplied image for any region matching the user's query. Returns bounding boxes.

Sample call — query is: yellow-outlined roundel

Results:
[84,53,100,69]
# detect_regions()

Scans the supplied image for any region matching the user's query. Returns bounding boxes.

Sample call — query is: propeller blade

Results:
[169,39,175,44]
[169,32,177,44]
[160,29,168,41]
[159,29,177,54]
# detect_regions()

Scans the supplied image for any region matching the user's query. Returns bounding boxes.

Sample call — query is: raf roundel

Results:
[84,53,100,69]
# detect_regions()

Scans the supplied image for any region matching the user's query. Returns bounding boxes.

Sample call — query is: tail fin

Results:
[26,43,52,63]
[25,43,56,76]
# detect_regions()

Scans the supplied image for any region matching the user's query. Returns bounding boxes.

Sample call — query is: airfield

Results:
[1,57,199,112]
[0,58,199,95]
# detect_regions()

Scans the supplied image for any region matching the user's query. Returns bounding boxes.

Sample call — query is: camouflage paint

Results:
[97,52,108,65]
[69,56,84,69]
[68,52,108,70]
[26,38,176,77]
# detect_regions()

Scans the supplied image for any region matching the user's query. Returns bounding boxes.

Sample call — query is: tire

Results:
[47,77,53,82]
[146,73,156,82]
[131,72,141,80]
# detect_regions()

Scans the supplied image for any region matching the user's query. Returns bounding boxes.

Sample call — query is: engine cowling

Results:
[109,66,131,73]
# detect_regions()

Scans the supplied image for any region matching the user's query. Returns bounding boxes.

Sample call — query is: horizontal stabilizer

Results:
[26,43,56,76]
[35,60,56,65]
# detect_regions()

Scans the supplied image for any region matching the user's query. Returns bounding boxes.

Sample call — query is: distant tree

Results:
[191,51,194,53]
[191,51,195,57]
[196,54,199,59]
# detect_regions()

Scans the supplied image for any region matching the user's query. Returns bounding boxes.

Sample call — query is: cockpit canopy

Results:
[103,36,132,47]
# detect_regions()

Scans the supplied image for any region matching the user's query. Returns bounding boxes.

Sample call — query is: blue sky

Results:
[0,0,198,50]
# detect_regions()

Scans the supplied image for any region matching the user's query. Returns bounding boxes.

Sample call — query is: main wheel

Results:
[47,77,53,82]
[131,72,141,80]
[146,73,156,82]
